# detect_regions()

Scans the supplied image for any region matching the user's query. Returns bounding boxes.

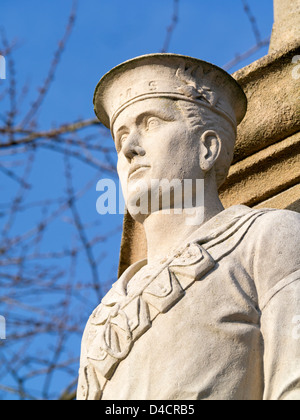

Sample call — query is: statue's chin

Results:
[126,193,151,224]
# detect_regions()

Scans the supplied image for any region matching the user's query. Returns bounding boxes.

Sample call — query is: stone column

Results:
[269,0,300,53]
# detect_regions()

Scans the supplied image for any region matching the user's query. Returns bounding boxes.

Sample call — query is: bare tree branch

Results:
[161,0,180,53]
[223,0,270,71]
[223,36,270,72]
[64,150,103,301]
[20,0,78,129]
[0,119,100,148]
[0,1,111,399]
[241,0,262,44]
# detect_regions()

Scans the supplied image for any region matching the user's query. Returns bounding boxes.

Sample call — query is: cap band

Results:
[110,92,237,133]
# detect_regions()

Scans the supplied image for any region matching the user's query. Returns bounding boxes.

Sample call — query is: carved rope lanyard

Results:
[102,305,132,360]
[101,254,181,358]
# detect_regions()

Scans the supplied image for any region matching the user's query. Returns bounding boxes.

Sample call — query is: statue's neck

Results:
[143,191,224,265]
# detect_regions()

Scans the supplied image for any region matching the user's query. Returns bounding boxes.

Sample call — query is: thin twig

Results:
[20,0,78,128]
[0,164,31,189]
[0,29,18,146]
[64,150,103,301]
[161,0,180,53]
[223,36,270,72]
[1,148,35,240]
[242,0,262,44]
[223,1,270,72]
[0,118,100,148]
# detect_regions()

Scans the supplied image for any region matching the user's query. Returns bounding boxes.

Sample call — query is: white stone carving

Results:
[78,54,300,400]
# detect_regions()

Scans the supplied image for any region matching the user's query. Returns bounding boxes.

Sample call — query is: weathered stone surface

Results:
[220,132,300,207]
[232,40,300,163]
[255,184,300,213]
[269,0,300,53]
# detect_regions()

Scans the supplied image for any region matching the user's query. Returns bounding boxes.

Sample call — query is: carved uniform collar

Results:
[113,204,253,295]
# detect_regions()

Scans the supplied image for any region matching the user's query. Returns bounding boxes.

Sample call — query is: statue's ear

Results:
[199,130,221,173]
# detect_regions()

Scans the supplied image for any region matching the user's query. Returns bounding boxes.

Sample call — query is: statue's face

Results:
[113,98,204,220]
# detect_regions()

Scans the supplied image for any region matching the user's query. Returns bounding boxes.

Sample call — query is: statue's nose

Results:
[123,132,146,161]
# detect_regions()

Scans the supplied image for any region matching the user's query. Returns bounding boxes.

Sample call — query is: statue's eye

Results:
[146,117,160,131]
[120,133,128,144]
[116,133,128,152]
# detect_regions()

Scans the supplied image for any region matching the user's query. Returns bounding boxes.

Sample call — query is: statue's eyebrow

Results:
[135,107,177,126]
[115,124,128,136]
[113,124,129,142]
[113,102,178,139]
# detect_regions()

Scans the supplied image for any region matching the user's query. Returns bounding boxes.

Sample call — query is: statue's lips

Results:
[128,165,151,179]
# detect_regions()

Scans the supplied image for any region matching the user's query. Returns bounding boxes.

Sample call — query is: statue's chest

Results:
[100,264,263,400]
[86,243,215,380]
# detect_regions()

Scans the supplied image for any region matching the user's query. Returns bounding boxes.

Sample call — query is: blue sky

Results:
[1,0,274,127]
[0,0,274,399]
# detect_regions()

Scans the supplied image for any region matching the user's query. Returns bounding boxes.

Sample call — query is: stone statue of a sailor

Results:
[77,54,300,400]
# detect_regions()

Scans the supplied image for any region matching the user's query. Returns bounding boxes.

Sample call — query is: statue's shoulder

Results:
[249,208,300,239]
[246,208,300,299]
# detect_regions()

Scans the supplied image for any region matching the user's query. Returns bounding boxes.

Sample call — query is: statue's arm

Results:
[77,321,90,400]
[253,210,300,400]
[77,318,103,401]
[260,271,300,400]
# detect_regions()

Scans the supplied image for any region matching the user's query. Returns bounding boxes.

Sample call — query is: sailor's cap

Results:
[93,53,247,132]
